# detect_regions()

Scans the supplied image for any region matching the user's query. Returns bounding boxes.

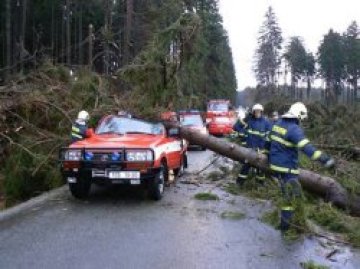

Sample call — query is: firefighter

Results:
[232,109,247,146]
[268,102,335,231]
[237,103,272,185]
[71,110,90,142]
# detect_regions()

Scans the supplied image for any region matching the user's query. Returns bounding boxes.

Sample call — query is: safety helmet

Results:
[252,103,264,112]
[77,110,90,122]
[283,102,308,120]
[271,111,279,118]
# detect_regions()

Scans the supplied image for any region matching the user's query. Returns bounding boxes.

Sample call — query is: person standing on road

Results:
[268,102,335,231]
[71,110,91,142]
[237,104,272,185]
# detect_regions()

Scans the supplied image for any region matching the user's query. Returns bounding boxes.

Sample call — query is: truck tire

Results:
[69,177,91,199]
[174,154,187,177]
[149,165,166,201]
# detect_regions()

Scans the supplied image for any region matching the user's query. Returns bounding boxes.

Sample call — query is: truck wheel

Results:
[149,165,166,201]
[69,177,91,199]
[174,154,187,177]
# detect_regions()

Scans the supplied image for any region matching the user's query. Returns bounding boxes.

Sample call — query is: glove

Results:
[324,158,335,169]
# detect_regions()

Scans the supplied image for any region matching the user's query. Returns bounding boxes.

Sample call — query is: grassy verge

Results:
[220,211,246,220]
[223,162,360,246]
[194,192,219,201]
[300,260,329,269]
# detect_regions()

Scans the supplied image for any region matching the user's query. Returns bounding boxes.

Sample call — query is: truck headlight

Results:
[126,150,153,162]
[64,150,82,161]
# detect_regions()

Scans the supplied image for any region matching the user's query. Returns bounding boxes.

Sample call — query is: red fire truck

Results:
[206,99,234,136]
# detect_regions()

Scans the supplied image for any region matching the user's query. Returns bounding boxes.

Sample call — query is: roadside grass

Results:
[194,192,219,201]
[300,260,329,269]
[222,162,360,246]
[206,171,223,182]
[220,211,246,220]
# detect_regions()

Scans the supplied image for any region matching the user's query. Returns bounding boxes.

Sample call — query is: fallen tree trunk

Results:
[313,144,360,159]
[167,123,360,217]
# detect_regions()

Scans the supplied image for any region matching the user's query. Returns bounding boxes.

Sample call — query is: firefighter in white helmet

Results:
[267,102,335,231]
[71,110,91,142]
[237,103,272,185]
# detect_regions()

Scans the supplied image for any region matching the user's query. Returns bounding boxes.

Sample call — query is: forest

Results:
[0,0,237,107]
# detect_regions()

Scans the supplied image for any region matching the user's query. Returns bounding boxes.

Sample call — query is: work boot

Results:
[236,174,247,186]
[280,206,294,231]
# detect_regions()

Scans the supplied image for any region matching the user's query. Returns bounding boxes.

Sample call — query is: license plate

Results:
[108,171,140,179]
[130,179,141,185]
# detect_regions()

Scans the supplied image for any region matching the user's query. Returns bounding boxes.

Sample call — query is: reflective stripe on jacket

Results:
[71,122,88,142]
[242,116,272,150]
[268,118,322,175]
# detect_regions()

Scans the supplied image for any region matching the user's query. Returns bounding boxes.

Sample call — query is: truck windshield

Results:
[180,115,204,127]
[96,116,164,135]
[208,103,229,112]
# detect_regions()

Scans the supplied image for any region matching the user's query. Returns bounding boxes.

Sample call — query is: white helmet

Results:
[252,103,264,112]
[77,110,90,122]
[283,102,308,120]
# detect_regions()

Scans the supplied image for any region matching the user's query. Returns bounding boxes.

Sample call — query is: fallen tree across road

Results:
[165,122,360,217]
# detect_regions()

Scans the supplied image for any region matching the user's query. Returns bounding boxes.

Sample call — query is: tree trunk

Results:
[88,24,93,70]
[20,0,27,74]
[124,0,133,65]
[353,77,358,103]
[104,0,112,75]
[78,2,83,65]
[166,123,360,217]
[5,0,12,80]
[66,0,71,67]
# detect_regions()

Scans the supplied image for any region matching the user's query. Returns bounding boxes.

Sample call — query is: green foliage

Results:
[308,202,348,233]
[254,6,283,86]
[4,146,63,206]
[194,192,219,201]
[284,37,313,88]
[0,65,118,206]
[120,1,237,109]
[300,260,329,269]
[220,211,246,220]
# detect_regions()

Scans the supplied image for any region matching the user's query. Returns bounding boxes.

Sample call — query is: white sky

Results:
[219,0,360,90]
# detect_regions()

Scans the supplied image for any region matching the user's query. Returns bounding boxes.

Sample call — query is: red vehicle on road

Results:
[60,115,187,200]
[179,110,208,150]
[206,100,234,136]
[207,116,233,136]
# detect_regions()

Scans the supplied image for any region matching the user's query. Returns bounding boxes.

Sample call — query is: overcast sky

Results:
[219,0,360,90]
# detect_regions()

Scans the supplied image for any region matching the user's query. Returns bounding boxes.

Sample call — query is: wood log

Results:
[167,122,360,217]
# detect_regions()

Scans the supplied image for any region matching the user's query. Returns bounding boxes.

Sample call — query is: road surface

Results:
[0,149,360,269]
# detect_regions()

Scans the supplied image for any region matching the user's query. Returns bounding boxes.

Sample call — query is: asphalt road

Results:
[0,149,360,269]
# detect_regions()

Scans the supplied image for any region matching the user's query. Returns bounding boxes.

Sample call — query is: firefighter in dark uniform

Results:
[71,110,90,142]
[268,102,335,231]
[237,104,272,185]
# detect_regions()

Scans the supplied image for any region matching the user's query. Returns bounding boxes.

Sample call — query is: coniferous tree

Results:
[318,29,346,104]
[254,6,283,86]
[344,21,360,102]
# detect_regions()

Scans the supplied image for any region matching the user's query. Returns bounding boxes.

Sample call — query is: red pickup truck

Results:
[60,115,187,200]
